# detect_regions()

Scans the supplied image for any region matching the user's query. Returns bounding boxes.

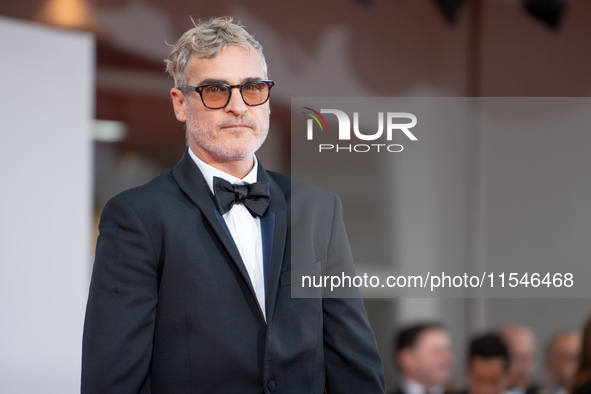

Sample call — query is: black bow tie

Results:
[213,176,271,217]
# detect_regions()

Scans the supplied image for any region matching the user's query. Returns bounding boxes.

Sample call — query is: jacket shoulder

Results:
[105,169,178,210]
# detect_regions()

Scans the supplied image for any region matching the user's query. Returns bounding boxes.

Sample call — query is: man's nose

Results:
[224,87,248,116]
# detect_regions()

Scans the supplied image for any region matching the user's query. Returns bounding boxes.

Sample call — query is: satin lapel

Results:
[257,166,287,322]
[171,149,260,313]
[260,211,275,296]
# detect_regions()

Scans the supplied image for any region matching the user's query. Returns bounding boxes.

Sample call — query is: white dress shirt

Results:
[189,148,266,321]
[401,377,445,394]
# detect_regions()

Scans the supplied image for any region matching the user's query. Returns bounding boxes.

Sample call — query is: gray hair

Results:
[165,16,267,87]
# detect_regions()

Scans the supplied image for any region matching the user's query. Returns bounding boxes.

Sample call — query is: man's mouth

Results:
[222,123,250,129]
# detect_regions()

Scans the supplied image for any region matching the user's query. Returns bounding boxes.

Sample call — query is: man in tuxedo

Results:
[390,323,454,394]
[81,16,384,394]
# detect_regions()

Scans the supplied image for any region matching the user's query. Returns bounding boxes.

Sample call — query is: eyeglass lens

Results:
[202,82,270,108]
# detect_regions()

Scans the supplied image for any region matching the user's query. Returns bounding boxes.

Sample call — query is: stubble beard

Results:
[186,109,270,162]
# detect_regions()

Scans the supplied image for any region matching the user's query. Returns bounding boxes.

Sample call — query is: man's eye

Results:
[243,83,262,91]
[203,85,227,94]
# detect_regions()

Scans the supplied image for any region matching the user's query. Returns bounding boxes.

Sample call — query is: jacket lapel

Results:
[260,210,275,296]
[171,149,288,324]
[171,149,260,314]
[257,166,287,322]
[172,148,287,324]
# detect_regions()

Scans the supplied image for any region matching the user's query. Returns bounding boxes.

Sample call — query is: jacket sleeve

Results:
[322,194,386,393]
[82,195,158,394]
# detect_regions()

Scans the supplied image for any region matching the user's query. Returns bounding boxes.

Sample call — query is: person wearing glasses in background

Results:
[81,16,385,394]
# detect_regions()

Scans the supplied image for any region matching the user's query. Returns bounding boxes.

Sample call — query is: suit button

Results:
[267,380,276,392]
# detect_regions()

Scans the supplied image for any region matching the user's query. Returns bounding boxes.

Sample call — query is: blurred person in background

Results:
[499,324,542,394]
[572,315,591,394]
[465,333,511,394]
[391,322,454,394]
[545,331,581,394]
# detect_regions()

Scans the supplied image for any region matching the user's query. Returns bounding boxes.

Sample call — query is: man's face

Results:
[171,45,270,163]
[502,328,536,389]
[468,357,509,394]
[546,333,581,389]
[400,328,453,388]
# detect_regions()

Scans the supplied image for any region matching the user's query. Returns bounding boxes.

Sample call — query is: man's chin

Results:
[218,139,265,159]
[211,145,259,162]
[190,133,266,162]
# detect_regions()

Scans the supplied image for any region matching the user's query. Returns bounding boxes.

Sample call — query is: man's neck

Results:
[189,146,255,179]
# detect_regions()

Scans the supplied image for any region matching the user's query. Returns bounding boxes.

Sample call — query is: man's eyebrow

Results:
[196,77,267,86]
[197,78,229,85]
[242,77,267,83]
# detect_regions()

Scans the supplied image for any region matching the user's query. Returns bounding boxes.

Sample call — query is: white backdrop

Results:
[0,17,94,393]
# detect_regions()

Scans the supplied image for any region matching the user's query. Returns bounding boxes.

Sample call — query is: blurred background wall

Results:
[0,16,93,392]
[0,0,589,392]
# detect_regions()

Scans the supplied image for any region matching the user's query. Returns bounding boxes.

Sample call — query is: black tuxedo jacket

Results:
[82,149,384,393]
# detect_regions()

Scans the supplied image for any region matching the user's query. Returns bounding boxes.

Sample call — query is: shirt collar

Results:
[402,377,445,394]
[188,147,258,194]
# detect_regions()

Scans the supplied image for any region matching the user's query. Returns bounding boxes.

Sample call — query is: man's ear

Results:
[171,88,187,122]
